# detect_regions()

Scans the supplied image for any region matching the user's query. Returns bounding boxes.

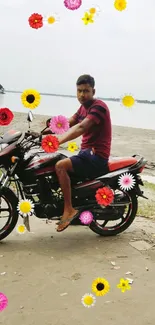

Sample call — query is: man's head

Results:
[76,74,95,105]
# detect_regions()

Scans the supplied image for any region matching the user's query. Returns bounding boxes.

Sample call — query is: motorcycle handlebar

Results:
[16,126,56,151]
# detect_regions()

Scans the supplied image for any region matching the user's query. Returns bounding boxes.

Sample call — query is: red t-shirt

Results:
[72,99,112,159]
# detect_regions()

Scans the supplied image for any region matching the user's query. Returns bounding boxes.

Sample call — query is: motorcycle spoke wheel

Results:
[0,197,13,234]
[89,189,138,236]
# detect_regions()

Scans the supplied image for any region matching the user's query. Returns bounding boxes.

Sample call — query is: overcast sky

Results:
[0,0,155,99]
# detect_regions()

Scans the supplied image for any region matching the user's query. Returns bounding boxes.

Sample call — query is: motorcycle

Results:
[0,111,148,241]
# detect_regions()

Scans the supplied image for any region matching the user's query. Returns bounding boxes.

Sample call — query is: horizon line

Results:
[3,90,155,104]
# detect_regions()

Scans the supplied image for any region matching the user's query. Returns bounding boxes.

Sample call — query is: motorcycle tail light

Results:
[11,156,19,163]
[139,166,145,173]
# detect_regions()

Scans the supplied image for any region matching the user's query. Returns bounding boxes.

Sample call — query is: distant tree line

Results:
[2,89,155,104]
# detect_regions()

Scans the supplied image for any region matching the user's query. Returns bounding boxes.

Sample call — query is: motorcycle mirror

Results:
[27,111,33,123]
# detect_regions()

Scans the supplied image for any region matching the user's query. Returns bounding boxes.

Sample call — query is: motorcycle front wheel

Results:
[89,190,138,236]
[0,187,19,241]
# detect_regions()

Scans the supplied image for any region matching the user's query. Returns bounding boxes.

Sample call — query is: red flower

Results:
[0,108,14,126]
[28,13,43,29]
[95,187,114,206]
[41,135,59,153]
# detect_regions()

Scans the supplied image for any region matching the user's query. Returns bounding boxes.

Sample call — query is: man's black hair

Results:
[76,74,95,88]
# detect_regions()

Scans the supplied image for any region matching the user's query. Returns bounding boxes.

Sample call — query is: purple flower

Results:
[64,0,82,10]
[0,293,8,312]
[79,211,94,225]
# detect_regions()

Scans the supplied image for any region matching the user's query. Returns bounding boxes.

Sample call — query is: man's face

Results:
[77,83,95,105]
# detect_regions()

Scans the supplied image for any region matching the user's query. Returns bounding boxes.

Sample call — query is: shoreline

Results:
[1,111,155,176]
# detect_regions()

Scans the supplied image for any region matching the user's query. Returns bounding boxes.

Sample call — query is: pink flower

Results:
[118,173,136,191]
[0,293,8,312]
[79,211,94,225]
[49,115,69,135]
[64,0,82,10]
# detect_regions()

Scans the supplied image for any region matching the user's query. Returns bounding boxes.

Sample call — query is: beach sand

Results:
[1,112,155,325]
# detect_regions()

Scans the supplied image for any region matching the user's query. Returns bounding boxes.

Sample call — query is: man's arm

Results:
[42,116,79,135]
[58,118,96,145]
[68,116,79,127]
[43,109,80,135]
[58,105,106,145]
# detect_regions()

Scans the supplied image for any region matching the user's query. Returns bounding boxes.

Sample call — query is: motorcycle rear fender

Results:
[96,167,129,182]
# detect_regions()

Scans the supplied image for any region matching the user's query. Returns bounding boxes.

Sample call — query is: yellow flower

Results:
[114,0,127,11]
[82,12,94,25]
[67,142,78,152]
[81,293,96,308]
[16,224,26,234]
[121,95,135,108]
[92,277,110,296]
[21,89,41,109]
[117,278,131,293]
[17,199,34,217]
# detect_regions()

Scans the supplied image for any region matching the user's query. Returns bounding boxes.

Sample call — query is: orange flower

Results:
[95,187,114,206]
[41,135,59,153]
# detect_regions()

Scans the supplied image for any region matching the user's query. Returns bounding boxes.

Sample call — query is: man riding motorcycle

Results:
[32,74,112,232]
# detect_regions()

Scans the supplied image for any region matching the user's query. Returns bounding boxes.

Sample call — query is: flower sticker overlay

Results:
[117,278,131,293]
[0,293,8,312]
[49,115,69,135]
[16,224,27,234]
[88,5,101,16]
[79,211,94,225]
[28,13,43,29]
[118,173,136,191]
[17,199,34,217]
[121,94,135,108]
[95,187,114,206]
[41,135,59,153]
[64,0,82,10]
[82,12,94,25]
[92,278,110,296]
[114,0,127,11]
[44,13,60,25]
[81,293,96,308]
[0,108,14,126]
[67,142,78,152]
[21,89,41,109]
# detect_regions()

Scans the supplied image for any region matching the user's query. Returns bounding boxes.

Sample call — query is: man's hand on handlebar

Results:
[25,131,40,139]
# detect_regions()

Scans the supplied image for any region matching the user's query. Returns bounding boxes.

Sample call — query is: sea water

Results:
[0,92,154,131]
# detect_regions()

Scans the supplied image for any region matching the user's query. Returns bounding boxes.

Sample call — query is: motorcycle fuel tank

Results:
[25,150,67,176]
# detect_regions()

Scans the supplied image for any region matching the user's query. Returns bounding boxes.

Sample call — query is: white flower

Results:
[43,13,60,25]
[118,173,136,191]
[17,199,34,217]
[16,224,27,234]
[88,4,102,16]
[81,293,96,308]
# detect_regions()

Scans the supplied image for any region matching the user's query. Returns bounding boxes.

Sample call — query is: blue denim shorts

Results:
[70,148,109,179]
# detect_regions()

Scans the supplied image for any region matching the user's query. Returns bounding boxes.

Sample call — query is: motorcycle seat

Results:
[71,157,138,184]
[0,130,22,145]
[108,157,138,172]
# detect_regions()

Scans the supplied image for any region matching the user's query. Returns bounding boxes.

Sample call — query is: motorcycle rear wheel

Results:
[89,190,138,236]
[0,187,19,241]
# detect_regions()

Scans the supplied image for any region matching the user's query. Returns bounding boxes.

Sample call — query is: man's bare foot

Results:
[56,209,79,232]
